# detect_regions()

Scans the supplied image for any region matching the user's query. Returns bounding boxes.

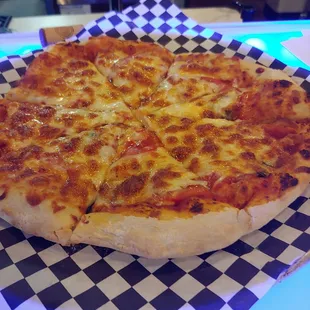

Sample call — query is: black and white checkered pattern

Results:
[0,0,310,309]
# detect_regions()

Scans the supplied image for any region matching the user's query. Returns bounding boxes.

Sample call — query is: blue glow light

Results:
[232,31,310,70]
[0,43,42,59]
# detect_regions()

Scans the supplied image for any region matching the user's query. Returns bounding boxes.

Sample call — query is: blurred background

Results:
[0,0,310,21]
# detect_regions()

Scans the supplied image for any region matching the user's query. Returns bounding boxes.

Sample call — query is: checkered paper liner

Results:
[0,1,310,309]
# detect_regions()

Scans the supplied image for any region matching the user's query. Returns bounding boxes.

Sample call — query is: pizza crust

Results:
[246,173,310,232]
[70,203,251,258]
[0,187,79,245]
[70,175,310,258]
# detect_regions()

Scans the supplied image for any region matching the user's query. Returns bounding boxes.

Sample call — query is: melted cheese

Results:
[0,99,140,147]
[93,147,207,208]
[6,52,123,111]
[146,113,299,184]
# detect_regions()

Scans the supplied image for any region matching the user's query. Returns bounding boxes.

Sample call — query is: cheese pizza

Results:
[0,36,309,258]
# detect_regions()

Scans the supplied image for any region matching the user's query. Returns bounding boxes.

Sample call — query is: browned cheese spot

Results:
[61,137,81,153]
[70,99,91,108]
[189,201,204,213]
[300,149,310,159]
[195,124,215,137]
[171,146,192,161]
[189,157,200,173]
[151,168,181,188]
[29,176,50,186]
[240,152,256,160]
[37,106,56,120]
[201,139,219,154]
[166,136,178,144]
[69,60,89,70]
[147,160,155,168]
[39,125,61,139]
[295,166,310,174]
[87,160,100,174]
[115,173,148,197]
[16,125,34,137]
[84,141,103,156]
[280,173,298,191]
[130,159,141,170]
[183,134,196,146]
[0,105,8,122]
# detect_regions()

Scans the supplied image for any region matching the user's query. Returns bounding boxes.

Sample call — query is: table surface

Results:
[0,8,309,310]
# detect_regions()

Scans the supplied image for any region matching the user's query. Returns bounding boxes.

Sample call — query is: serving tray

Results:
[0,1,309,309]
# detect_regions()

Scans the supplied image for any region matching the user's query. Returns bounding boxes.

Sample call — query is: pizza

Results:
[0,36,309,258]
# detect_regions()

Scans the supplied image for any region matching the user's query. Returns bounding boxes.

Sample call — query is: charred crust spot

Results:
[26,193,43,206]
[115,173,148,197]
[300,149,310,159]
[279,80,292,88]
[280,173,298,191]
[256,67,265,74]
[71,215,79,224]
[0,187,7,200]
[52,202,66,213]
[171,146,192,161]
[190,201,204,213]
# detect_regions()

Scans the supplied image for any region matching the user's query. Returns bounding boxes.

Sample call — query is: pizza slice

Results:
[144,112,310,226]
[6,47,123,111]
[0,120,168,245]
[0,99,140,147]
[140,52,310,121]
[71,145,251,258]
[84,36,175,108]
